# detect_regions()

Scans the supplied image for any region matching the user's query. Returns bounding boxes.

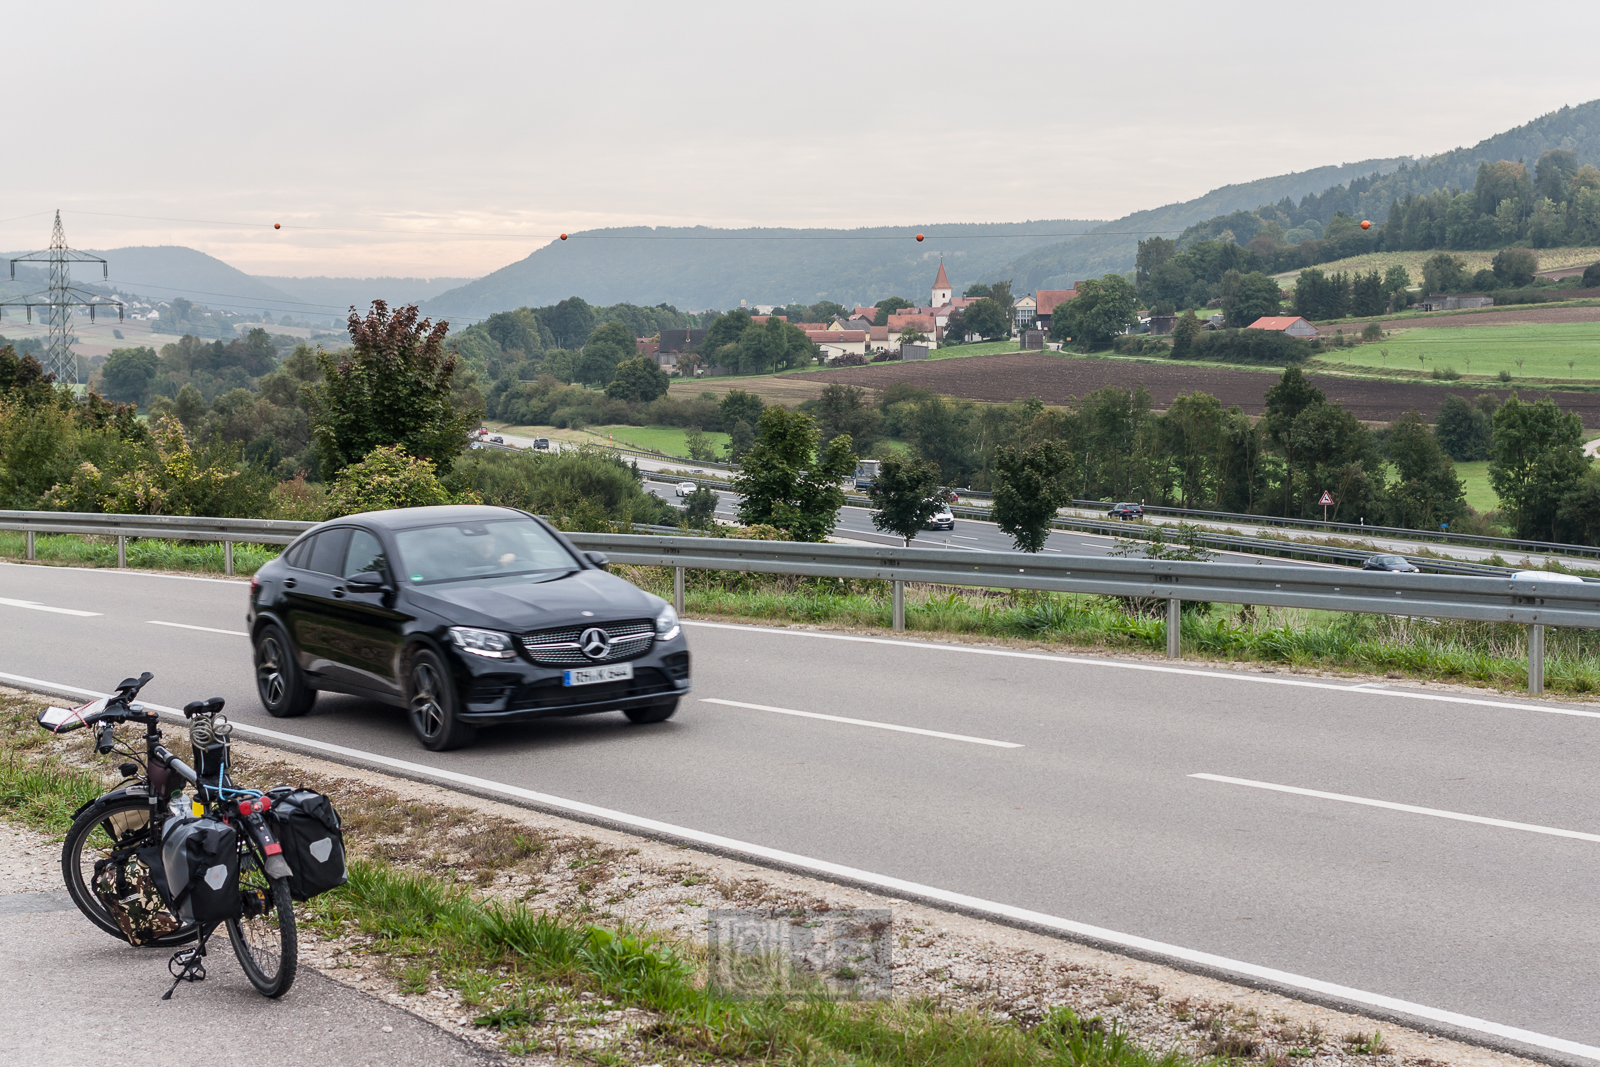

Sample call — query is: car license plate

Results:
[563,663,633,687]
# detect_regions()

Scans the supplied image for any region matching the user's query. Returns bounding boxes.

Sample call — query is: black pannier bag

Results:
[161,815,241,925]
[267,787,347,901]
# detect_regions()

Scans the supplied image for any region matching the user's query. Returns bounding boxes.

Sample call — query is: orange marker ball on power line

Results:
[273,223,281,229]
[559,233,568,241]
[915,233,924,242]
[1360,220,1371,230]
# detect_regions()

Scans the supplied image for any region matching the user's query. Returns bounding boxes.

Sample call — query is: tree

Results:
[681,486,719,529]
[725,419,756,463]
[1294,268,1350,320]
[1434,394,1495,460]
[1263,367,1326,516]
[718,389,764,432]
[1584,261,1600,289]
[732,406,856,541]
[1386,410,1465,530]
[991,441,1073,551]
[1535,149,1580,203]
[867,455,944,545]
[577,320,639,386]
[1170,310,1202,358]
[1223,271,1283,326]
[1492,247,1539,287]
[1050,275,1138,345]
[1160,392,1224,507]
[963,298,1010,341]
[702,309,753,355]
[873,297,912,326]
[304,300,478,477]
[604,356,670,402]
[1489,396,1589,540]
[1349,271,1386,317]
[98,347,160,406]
[810,384,881,452]
[1136,237,1177,291]
[1422,252,1468,294]
[542,297,596,348]
[684,427,715,462]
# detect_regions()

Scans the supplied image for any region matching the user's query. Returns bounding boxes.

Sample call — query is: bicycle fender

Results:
[242,813,294,881]
[72,786,149,821]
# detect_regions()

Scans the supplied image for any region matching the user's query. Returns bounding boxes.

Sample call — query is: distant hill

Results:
[419,221,1107,321]
[259,275,475,317]
[87,246,303,313]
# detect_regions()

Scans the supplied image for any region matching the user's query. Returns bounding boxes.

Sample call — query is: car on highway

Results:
[925,504,955,530]
[533,438,550,450]
[1361,554,1418,572]
[1511,570,1587,583]
[1108,502,1143,521]
[246,505,690,751]
[675,481,696,498]
[490,435,504,444]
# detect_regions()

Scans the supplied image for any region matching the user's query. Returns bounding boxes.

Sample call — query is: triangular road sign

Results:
[1318,490,1334,506]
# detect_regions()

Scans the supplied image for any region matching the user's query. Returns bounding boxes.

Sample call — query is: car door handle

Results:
[333,588,346,598]
[283,578,297,588]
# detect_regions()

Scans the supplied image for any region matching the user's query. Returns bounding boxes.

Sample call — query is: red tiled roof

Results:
[1035,289,1078,315]
[790,322,827,332]
[1247,316,1312,331]
[852,307,878,319]
[749,315,787,324]
[869,325,890,340]
[807,330,866,343]
[933,261,952,290]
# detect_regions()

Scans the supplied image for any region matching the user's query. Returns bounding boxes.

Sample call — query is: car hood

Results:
[406,569,662,632]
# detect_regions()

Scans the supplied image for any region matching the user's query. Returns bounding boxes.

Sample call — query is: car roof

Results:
[1512,570,1587,583]
[324,504,531,532]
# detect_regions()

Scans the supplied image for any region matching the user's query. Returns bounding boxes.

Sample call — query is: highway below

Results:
[4,561,1600,1056]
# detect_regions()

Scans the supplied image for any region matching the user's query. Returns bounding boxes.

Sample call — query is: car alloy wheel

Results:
[257,635,287,707]
[407,649,475,751]
[253,623,314,718]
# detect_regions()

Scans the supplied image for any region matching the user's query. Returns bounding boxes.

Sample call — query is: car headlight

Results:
[449,626,517,659]
[655,604,681,642]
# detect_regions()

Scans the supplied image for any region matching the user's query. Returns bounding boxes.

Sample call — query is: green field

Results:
[1312,321,1600,380]
[931,341,1022,360]
[1454,460,1497,513]
[560,424,729,457]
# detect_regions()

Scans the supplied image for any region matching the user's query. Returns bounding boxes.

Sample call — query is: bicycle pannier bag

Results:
[92,845,184,945]
[266,787,347,901]
[161,815,241,924]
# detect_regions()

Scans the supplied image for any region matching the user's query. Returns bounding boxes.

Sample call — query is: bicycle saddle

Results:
[183,697,225,719]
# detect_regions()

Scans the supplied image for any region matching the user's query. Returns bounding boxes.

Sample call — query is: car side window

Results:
[307,528,351,575]
[344,529,388,579]
[284,536,314,570]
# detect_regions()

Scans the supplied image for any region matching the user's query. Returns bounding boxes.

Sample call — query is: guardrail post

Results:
[673,565,684,613]
[224,540,234,576]
[117,535,126,568]
[25,530,35,560]
[1529,623,1545,696]
[892,579,905,632]
[1166,597,1182,659]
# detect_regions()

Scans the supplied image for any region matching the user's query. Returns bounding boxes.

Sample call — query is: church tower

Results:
[931,260,952,308]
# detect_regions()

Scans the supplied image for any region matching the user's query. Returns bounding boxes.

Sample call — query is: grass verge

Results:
[0,531,279,575]
[621,567,1600,697]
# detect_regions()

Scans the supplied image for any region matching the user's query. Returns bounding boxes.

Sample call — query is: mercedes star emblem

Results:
[579,627,612,660]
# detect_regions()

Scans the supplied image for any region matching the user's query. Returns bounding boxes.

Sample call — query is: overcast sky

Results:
[8,1,1598,280]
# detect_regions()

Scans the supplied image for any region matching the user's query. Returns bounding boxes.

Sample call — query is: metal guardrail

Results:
[566,532,1598,695]
[2,510,1589,694]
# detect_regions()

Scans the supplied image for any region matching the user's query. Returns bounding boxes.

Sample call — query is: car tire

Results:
[407,648,476,751]
[624,698,678,724]
[254,623,315,718]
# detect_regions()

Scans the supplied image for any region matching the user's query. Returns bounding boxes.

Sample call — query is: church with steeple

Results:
[931,260,952,308]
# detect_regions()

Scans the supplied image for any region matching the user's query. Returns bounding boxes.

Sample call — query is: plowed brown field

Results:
[804,353,1600,426]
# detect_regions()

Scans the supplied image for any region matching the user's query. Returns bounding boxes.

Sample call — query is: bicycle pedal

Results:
[161,947,207,1000]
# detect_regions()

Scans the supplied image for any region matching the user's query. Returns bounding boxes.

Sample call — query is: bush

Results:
[325,444,471,517]
[1111,335,1170,356]
[1180,328,1309,365]
[453,446,674,530]
[1584,262,1600,289]
[1431,365,1462,381]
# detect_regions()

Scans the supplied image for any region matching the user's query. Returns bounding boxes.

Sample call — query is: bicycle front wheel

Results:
[228,871,297,997]
[61,794,197,947]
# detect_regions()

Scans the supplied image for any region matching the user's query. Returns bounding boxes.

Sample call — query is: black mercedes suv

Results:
[246,505,690,750]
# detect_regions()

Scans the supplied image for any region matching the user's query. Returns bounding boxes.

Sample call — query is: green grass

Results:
[1312,321,1600,381]
[579,425,730,458]
[1454,460,1498,513]
[931,340,1023,360]
[0,531,280,575]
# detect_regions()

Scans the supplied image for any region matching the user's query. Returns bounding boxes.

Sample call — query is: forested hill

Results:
[421,159,1412,317]
[420,221,1104,319]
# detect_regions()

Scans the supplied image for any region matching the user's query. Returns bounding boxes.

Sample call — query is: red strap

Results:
[264,842,282,855]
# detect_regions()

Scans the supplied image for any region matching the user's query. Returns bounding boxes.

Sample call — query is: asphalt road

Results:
[5,562,1600,1056]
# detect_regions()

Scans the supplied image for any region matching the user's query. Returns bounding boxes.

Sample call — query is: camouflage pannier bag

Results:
[90,843,184,946]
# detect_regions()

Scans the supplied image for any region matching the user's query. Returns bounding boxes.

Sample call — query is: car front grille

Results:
[520,618,655,665]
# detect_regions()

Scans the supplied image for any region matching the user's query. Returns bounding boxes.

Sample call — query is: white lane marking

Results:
[1080,542,1105,547]
[1192,773,1600,844]
[146,620,249,637]
[954,535,979,541]
[701,697,1021,748]
[0,596,101,617]
[2,669,1594,1064]
[682,620,1600,722]
[0,561,244,585]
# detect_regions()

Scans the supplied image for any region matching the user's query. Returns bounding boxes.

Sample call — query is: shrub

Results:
[1181,328,1309,365]
[325,444,471,517]
[453,446,674,530]
[1431,366,1462,381]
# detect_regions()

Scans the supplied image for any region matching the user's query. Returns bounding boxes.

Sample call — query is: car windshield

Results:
[394,518,576,585]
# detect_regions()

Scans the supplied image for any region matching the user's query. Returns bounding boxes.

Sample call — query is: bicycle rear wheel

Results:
[228,868,297,997]
[61,794,197,946]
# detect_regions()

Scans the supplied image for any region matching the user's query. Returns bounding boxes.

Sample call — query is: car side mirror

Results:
[347,571,387,590]
[584,551,609,570]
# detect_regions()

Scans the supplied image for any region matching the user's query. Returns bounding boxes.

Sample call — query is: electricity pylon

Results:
[0,210,123,385]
